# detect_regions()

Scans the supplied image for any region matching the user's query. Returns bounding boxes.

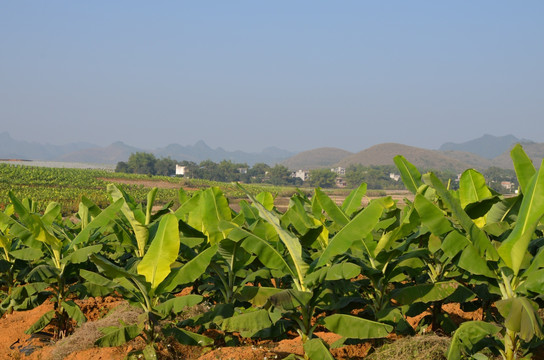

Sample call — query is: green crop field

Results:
[1,145,543,359]
[0,163,299,215]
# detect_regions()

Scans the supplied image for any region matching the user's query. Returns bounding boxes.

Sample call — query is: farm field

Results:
[1,146,544,360]
[0,164,301,215]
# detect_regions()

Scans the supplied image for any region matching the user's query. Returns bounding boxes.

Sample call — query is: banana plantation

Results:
[1,144,544,360]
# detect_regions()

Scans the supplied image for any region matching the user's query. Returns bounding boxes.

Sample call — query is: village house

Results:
[292,169,310,181]
[175,165,187,176]
[389,173,401,182]
[501,181,515,191]
[331,167,346,176]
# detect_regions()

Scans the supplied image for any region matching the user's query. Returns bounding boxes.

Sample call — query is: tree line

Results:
[116,152,519,191]
[115,152,301,185]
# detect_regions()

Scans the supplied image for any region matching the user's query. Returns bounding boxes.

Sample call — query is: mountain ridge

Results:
[1,132,542,171]
[439,134,532,159]
[0,132,295,166]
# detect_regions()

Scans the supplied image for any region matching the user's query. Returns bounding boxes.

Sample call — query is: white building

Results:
[293,169,310,181]
[331,167,346,176]
[176,165,187,176]
[501,181,515,190]
[389,173,401,182]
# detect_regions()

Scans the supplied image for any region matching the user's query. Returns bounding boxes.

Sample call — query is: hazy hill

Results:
[439,134,525,159]
[2,131,542,170]
[0,132,95,160]
[282,147,353,170]
[0,132,294,165]
[491,142,544,169]
[155,141,294,165]
[336,143,473,172]
[60,141,143,164]
[438,150,492,169]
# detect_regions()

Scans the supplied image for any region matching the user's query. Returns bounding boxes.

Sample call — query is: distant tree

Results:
[249,163,271,183]
[308,168,336,188]
[127,152,157,175]
[345,165,366,188]
[217,160,248,182]
[154,157,176,176]
[115,161,130,173]
[344,164,405,189]
[269,164,292,185]
[198,160,220,181]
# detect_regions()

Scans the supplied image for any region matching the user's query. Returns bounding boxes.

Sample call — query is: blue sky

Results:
[1,1,543,152]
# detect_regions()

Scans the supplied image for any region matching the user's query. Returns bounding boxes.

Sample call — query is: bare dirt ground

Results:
[0,295,486,360]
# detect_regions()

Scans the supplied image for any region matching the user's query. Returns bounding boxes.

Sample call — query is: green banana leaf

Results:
[229,224,293,277]
[158,245,217,294]
[315,188,349,226]
[268,289,313,310]
[62,300,86,326]
[145,187,158,225]
[423,173,498,261]
[459,169,493,209]
[25,310,56,334]
[486,196,520,224]
[95,322,144,347]
[236,286,285,307]
[511,144,536,194]
[137,214,180,289]
[221,309,273,338]
[61,244,103,265]
[154,295,203,316]
[414,194,453,236]
[256,191,275,211]
[71,199,124,247]
[447,321,501,360]
[323,314,392,339]
[316,199,385,268]
[498,159,544,275]
[107,184,149,257]
[303,338,335,360]
[304,262,360,289]
[163,326,214,346]
[341,183,367,217]
[239,184,309,290]
[392,280,474,305]
[394,155,423,194]
[496,297,543,342]
[199,187,233,244]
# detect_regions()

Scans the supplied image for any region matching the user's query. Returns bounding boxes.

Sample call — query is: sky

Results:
[1,1,543,153]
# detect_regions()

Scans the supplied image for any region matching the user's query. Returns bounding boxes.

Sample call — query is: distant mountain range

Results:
[1,132,542,172]
[0,132,295,166]
[281,147,353,170]
[439,134,533,159]
[280,135,543,172]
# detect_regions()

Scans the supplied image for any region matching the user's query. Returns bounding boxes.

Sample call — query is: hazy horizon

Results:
[2,2,543,152]
[0,130,536,155]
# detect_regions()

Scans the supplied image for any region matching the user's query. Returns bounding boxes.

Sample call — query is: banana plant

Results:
[398,147,544,360]
[445,155,544,358]
[107,184,173,258]
[6,192,123,338]
[0,203,44,315]
[220,184,394,359]
[83,213,216,357]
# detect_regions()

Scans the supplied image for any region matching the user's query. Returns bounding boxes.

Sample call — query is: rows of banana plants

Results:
[0,163,296,214]
[1,144,543,360]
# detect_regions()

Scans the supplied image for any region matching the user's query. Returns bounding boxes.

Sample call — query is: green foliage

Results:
[2,144,544,360]
[308,169,337,188]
